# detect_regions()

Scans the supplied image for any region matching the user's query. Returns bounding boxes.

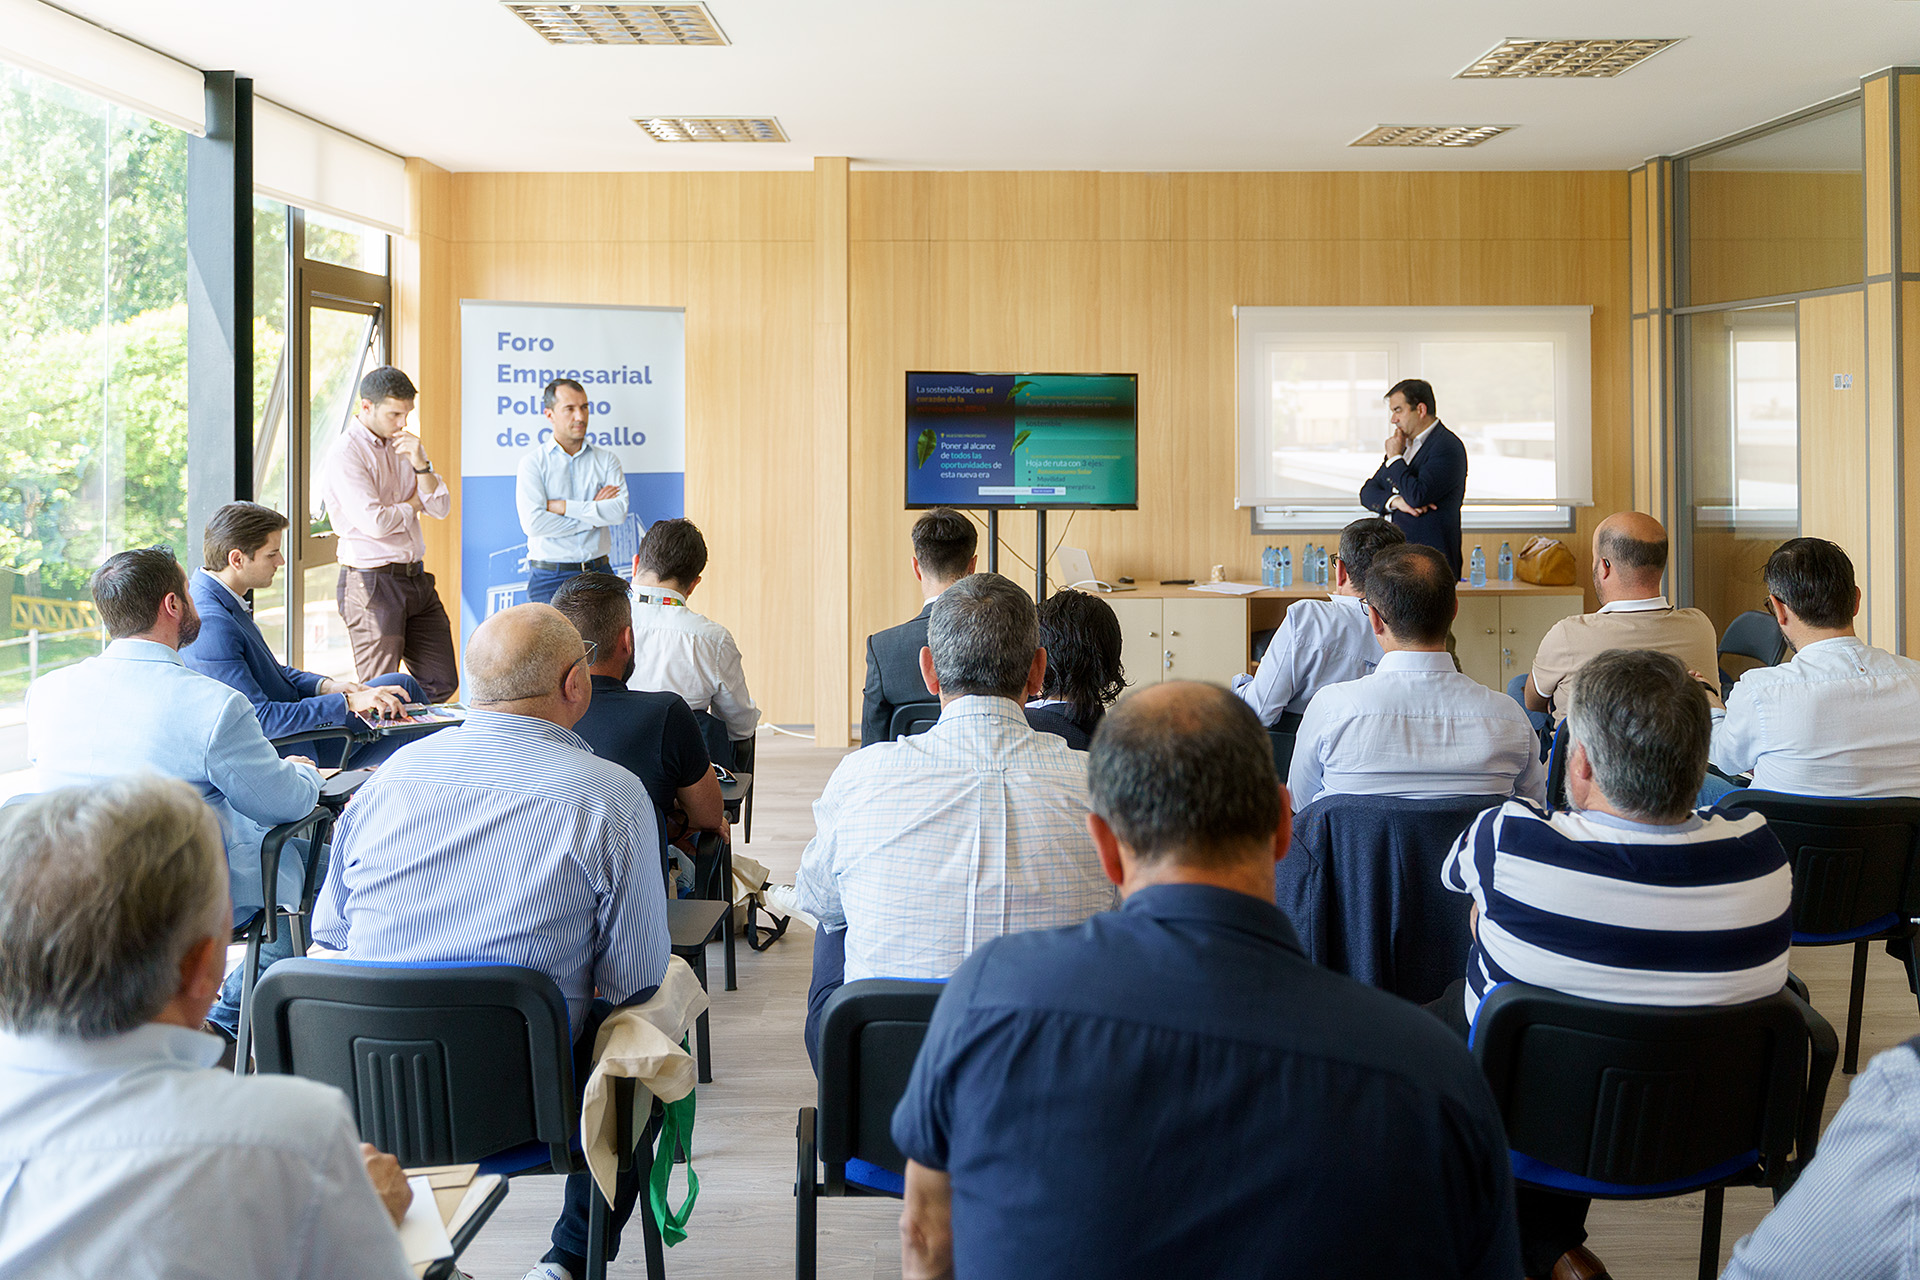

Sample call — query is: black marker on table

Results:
[1160,578,1195,585]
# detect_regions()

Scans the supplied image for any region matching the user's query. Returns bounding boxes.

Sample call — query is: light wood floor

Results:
[456,735,1916,1280]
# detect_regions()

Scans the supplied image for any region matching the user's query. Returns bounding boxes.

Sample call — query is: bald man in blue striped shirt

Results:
[313,604,669,1280]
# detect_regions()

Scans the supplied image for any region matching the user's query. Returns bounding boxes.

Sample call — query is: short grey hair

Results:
[0,777,227,1037]
[928,573,1037,701]
[1567,649,1711,822]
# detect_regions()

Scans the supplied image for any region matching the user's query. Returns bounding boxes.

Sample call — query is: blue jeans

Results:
[527,557,611,605]
[207,840,329,1036]
[1506,672,1548,736]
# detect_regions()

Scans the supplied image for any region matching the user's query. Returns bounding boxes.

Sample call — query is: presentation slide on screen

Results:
[906,373,1138,508]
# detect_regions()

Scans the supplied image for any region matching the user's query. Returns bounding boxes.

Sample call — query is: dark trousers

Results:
[337,565,459,703]
[527,557,611,606]
[804,925,847,1076]
[1426,977,1590,1275]
[550,997,650,1266]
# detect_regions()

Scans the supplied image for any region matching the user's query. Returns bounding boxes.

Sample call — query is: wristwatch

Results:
[414,462,433,474]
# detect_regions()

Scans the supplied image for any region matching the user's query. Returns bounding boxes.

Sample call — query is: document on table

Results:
[398,1176,454,1267]
[1187,581,1267,596]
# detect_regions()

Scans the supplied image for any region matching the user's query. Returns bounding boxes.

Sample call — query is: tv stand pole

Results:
[986,509,998,574]
[1035,509,1047,600]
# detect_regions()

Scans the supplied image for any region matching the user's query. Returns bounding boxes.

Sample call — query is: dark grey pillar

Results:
[187,71,253,560]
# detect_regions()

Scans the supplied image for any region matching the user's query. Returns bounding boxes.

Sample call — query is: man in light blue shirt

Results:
[1289,543,1544,807]
[517,377,629,603]
[0,776,412,1279]
[312,603,668,1280]
[25,546,322,1043]
[1233,516,1404,728]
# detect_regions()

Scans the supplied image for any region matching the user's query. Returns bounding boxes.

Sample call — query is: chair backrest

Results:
[1544,720,1571,810]
[1719,610,1789,690]
[887,702,941,741]
[1716,791,1920,939]
[253,960,578,1170]
[816,980,944,1185]
[1473,982,1819,1193]
[1267,729,1296,777]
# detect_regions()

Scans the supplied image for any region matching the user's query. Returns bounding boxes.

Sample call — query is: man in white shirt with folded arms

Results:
[1289,543,1545,807]
[1709,536,1920,798]
[0,776,412,1279]
[1233,516,1404,729]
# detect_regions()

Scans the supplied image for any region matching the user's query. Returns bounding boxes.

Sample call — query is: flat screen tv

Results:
[905,371,1138,510]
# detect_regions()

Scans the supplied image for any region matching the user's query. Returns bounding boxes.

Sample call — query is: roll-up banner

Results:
[458,300,686,645]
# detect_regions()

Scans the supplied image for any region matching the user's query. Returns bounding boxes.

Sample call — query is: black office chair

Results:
[796,980,945,1280]
[728,734,756,844]
[1472,982,1838,1280]
[1267,729,1296,777]
[886,702,941,741]
[1714,791,1920,1072]
[682,830,737,993]
[1718,609,1790,697]
[270,725,362,770]
[1544,720,1571,810]
[232,805,334,1075]
[252,961,667,1280]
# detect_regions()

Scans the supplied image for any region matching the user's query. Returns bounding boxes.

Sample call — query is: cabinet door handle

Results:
[1147,631,1157,638]
[1163,651,1173,669]
[1507,628,1517,634]
[1170,630,1180,637]
[1484,628,1495,635]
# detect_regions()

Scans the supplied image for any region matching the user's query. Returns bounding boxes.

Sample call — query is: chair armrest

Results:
[258,806,333,946]
[1790,989,1841,1180]
[270,726,362,764]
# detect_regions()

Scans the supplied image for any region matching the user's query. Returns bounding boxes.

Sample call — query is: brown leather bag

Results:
[1516,536,1576,586]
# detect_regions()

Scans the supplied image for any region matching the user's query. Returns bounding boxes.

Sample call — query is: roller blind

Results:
[1235,305,1594,510]
[253,98,407,235]
[0,0,204,133]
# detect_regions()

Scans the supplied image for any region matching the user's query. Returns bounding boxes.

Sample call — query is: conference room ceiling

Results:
[55,0,1920,172]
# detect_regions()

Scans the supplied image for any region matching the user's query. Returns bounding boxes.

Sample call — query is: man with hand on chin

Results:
[517,377,628,605]
[185,501,427,767]
[1360,378,1469,581]
[317,365,459,702]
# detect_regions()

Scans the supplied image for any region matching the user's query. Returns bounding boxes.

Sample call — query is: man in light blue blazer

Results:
[26,546,323,1044]
[183,502,425,768]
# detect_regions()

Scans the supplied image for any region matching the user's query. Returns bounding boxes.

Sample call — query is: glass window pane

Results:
[308,307,383,534]
[300,562,356,683]
[303,208,387,273]
[1265,348,1392,501]
[1687,103,1863,306]
[1419,341,1558,503]
[0,65,186,734]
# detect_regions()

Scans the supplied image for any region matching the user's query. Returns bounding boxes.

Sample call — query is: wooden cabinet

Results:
[1106,596,1249,689]
[1455,594,1583,691]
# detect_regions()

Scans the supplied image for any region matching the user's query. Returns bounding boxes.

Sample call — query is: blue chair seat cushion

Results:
[843,1157,905,1196]
[1794,912,1904,945]
[1510,1147,1760,1198]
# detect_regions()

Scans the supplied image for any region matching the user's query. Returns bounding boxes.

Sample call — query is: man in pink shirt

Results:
[317,367,458,701]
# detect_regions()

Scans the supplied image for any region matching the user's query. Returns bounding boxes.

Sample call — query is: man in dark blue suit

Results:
[1359,378,1468,581]
[183,502,425,767]
[859,507,978,746]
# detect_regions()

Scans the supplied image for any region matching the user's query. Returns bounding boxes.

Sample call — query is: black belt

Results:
[528,557,611,573]
[349,561,425,577]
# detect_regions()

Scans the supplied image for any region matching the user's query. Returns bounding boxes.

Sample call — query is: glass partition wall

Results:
[1676,100,1862,637]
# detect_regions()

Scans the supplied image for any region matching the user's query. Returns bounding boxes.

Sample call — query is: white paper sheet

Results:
[397,1175,454,1266]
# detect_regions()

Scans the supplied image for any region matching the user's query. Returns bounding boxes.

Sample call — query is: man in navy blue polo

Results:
[892,680,1521,1280]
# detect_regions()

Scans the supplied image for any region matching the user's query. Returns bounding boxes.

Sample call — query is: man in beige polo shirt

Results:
[1524,512,1722,724]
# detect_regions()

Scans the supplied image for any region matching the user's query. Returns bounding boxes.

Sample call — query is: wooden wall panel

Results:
[1798,291,1871,635]
[1868,281,1900,647]
[1868,77,1894,278]
[847,171,1631,725]
[1687,171,1864,305]
[1905,281,1920,655]
[812,158,850,745]
[398,158,458,622]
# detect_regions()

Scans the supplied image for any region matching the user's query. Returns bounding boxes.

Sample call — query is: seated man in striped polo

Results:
[1435,648,1793,1280]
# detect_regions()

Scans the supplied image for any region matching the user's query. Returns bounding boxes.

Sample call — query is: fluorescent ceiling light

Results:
[502,3,729,45]
[1458,37,1681,79]
[636,115,787,142]
[1350,124,1512,148]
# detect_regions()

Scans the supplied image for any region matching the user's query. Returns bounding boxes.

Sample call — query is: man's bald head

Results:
[1593,511,1670,598]
[1088,681,1283,869]
[466,604,590,712]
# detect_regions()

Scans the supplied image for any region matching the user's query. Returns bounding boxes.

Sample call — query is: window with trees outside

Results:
[0,61,187,727]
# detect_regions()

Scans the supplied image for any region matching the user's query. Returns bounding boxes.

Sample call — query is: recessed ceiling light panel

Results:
[1351,124,1512,148]
[504,3,729,45]
[1458,37,1680,79]
[636,115,788,142]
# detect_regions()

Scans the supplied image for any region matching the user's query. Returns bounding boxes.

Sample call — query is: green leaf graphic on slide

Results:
[1012,430,1031,451]
[916,428,937,468]
[1007,380,1036,403]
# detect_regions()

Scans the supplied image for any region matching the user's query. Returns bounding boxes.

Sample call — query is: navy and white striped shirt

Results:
[311,709,669,1033]
[1441,800,1792,1023]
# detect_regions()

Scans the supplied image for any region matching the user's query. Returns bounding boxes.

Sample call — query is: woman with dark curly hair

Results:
[1024,591,1126,750]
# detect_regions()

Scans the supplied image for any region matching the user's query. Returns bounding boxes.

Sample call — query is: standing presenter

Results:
[517,377,628,604]
[1358,378,1468,581]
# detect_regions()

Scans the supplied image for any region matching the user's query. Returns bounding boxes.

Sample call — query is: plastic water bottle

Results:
[1261,547,1274,587]
[1278,546,1292,587]
[1318,547,1330,586]
[1470,545,1488,588]
[1498,541,1514,582]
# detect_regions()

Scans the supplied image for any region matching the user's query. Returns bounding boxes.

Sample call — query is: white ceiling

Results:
[55,0,1920,172]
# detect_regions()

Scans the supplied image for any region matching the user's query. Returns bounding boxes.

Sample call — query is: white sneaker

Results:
[523,1265,573,1280]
